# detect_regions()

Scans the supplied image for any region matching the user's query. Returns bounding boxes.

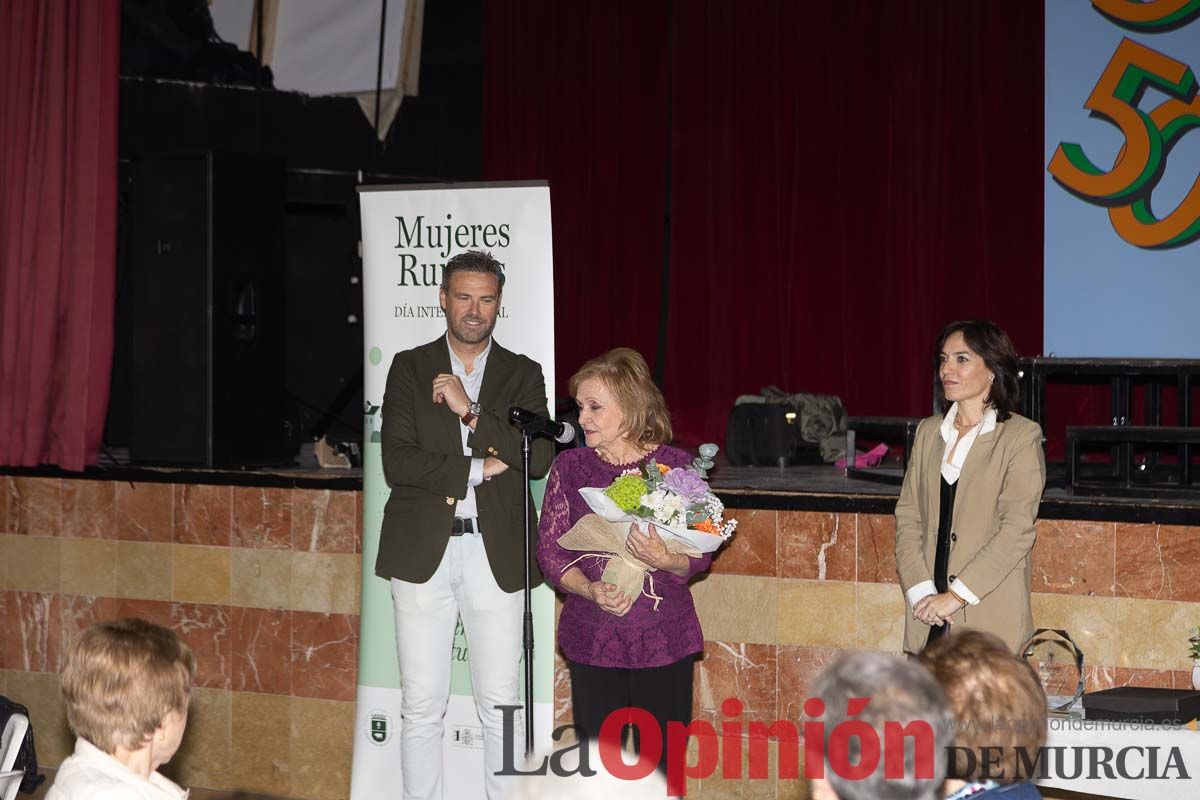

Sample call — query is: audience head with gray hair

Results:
[809,650,954,800]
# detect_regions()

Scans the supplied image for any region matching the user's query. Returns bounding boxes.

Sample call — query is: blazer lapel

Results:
[429,337,462,447]
[476,340,508,416]
[926,418,947,533]
[952,420,1004,521]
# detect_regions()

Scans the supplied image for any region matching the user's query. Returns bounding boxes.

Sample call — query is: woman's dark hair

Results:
[933,319,1021,421]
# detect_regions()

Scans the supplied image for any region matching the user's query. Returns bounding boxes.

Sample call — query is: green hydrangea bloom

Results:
[604,474,646,512]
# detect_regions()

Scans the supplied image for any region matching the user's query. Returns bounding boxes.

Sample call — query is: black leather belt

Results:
[450,517,477,535]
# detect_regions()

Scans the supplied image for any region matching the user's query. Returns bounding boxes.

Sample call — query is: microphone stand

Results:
[520,429,535,757]
[508,406,566,758]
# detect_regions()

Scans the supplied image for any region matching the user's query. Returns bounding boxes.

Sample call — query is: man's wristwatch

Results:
[461,401,482,426]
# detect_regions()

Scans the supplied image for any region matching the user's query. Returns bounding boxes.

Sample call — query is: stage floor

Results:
[709,462,1200,524]
[5,458,1198,524]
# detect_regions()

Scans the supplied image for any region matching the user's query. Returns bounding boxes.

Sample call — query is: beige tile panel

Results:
[1111,595,1199,671]
[291,552,360,615]
[5,670,72,766]
[4,534,61,593]
[854,582,906,652]
[231,691,292,796]
[290,696,356,800]
[1029,540,1200,672]
[165,686,232,791]
[172,545,232,604]
[1030,592,1119,669]
[116,541,173,600]
[0,534,11,587]
[691,574,779,645]
[777,580,857,648]
[58,539,117,597]
[232,548,292,609]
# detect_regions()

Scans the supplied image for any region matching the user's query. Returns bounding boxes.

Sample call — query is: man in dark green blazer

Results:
[377,250,553,800]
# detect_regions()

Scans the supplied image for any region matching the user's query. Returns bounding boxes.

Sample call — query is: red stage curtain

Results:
[0,0,119,469]
[482,0,674,395]
[486,1,1044,444]
[661,1,1044,444]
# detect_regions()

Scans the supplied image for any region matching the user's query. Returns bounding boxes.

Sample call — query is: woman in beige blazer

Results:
[895,320,1046,655]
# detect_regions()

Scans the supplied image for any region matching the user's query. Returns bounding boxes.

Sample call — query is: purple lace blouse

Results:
[537,444,712,668]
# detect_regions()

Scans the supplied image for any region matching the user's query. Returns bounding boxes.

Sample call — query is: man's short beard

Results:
[449,318,496,345]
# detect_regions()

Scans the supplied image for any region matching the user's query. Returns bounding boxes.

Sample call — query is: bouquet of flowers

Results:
[580,453,737,553]
[557,445,736,609]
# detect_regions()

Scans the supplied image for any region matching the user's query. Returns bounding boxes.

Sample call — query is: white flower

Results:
[642,489,669,511]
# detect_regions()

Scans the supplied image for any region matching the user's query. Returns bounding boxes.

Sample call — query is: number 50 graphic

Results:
[1049,38,1200,249]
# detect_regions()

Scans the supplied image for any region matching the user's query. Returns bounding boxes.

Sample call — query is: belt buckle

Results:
[451,517,474,536]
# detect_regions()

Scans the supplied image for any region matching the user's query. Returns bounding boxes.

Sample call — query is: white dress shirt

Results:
[47,738,188,800]
[905,402,997,608]
[447,334,488,520]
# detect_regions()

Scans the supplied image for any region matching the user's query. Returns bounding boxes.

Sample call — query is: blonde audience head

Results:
[61,618,195,756]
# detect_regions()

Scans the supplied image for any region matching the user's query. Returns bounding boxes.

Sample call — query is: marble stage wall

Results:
[2,474,1197,799]
[0,477,360,799]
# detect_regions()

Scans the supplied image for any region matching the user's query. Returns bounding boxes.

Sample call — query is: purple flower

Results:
[663,468,709,503]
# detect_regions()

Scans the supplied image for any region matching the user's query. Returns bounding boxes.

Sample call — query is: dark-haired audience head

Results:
[61,618,195,760]
[809,650,953,800]
[933,319,1021,421]
[918,629,1048,785]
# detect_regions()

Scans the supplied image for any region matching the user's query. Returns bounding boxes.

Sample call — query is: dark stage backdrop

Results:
[483,1,1044,446]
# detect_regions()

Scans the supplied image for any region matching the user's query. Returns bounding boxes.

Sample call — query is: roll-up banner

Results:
[1045,1,1200,357]
[351,182,556,799]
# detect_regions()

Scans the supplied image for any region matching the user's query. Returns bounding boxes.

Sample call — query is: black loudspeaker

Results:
[725,403,822,468]
[127,152,294,466]
[283,171,363,448]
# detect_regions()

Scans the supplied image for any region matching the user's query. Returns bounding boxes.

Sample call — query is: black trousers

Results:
[567,655,696,755]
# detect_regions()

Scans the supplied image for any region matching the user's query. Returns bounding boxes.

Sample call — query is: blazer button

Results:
[446,497,455,505]
[950,533,957,542]
[948,574,957,583]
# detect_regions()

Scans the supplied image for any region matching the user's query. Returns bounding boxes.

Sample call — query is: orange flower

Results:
[693,518,720,535]
[657,463,671,475]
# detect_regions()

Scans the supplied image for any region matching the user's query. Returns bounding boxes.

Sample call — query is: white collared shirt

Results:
[938,402,997,485]
[47,738,189,800]
[447,334,489,520]
[905,402,995,608]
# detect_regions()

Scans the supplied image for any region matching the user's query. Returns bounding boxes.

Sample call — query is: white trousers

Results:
[391,532,523,800]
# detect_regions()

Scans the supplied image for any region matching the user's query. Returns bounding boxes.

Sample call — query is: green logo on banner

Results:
[369,710,392,746]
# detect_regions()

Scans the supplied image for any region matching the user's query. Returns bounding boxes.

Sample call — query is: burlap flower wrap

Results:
[558,488,728,611]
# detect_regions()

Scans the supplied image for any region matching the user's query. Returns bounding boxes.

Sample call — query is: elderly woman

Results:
[896,320,1046,654]
[50,618,195,800]
[919,629,1047,798]
[537,348,712,751]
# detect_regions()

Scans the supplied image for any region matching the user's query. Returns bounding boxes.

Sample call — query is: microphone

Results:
[508,406,576,444]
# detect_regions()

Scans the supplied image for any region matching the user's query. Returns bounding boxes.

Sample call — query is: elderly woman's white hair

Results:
[505,743,666,800]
